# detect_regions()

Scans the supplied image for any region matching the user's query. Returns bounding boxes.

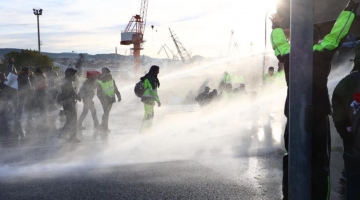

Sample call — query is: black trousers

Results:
[61,102,77,140]
[283,115,331,200]
[100,100,113,132]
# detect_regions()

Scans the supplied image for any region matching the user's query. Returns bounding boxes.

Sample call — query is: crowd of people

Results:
[0,59,60,139]
[0,58,165,143]
[194,83,252,107]
[0,58,125,143]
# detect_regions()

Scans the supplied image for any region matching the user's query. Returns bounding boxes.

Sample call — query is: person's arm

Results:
[69,82,81,102]
[113,79,121,102]
[314,0,358,51]
[270,14,290,58]
[96,81,103,100]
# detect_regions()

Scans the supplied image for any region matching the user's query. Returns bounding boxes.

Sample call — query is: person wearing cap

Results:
[58,68,81,143]
[77,71,101,132]
[96,67,121,135]
[332,44,360,199]
[270,1,358,199]
[140,65,161,132]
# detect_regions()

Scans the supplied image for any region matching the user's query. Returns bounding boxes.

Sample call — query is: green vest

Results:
[97,80,115,97]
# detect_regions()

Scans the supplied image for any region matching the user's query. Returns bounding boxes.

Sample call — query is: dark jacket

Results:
[271,2,357,116]
[61,78,80,104]
[332,71,359,152]
[18,71,33,92]
[195,91,209,106]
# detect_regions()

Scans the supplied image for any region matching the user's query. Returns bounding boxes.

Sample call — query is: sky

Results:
[0,0,276,58]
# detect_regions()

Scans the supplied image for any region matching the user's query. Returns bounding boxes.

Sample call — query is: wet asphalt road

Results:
[0,106,347,200]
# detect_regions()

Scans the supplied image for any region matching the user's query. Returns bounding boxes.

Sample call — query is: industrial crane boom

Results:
[169,28,191,63]
[120,0,149,73]
[140,0,148,35]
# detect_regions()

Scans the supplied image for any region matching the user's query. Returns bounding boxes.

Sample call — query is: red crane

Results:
[120,0,148,73]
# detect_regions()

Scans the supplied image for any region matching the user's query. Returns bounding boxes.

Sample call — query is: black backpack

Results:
[350,71,360,158]
[134,80,145,98]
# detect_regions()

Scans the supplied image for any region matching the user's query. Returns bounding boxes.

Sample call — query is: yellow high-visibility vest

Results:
[97,80,115,97]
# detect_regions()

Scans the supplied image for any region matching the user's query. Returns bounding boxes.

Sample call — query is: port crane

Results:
[120,0,149,73]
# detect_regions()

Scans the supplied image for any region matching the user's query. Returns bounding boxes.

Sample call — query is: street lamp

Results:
[263,9,271,78]
[33,8,43,53]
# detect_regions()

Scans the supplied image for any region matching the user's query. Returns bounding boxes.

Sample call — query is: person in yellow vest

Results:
[140,65,161,133]
[96,67,121,135]
[220,83,234,100]
[263,66,276,86]
[275,62,286,86]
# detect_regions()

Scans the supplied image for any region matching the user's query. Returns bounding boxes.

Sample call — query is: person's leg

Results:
[35,90,48,135]
[88,99,100,129]
[13,94,24,138]
[67,103,78,141]
[282,119,289,200]
[0,100,11,137]
[60,103,72,138]
[140,102,155,133]
[311,115,331,200]
[102,101,112,131]
[78,99,90,127]
[343,153,360,200]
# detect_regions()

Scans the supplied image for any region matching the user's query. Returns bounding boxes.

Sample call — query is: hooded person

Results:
[332,44,360,199]
[96,67,121,135]
[58,68,81,143]
[140,65,161,132]
[77,71,101,132]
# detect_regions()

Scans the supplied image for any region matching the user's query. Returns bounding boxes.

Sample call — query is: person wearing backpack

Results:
[332,44,360,199]
[96,67,121,135]
[140,65,161,133]
[77,71,101,132]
